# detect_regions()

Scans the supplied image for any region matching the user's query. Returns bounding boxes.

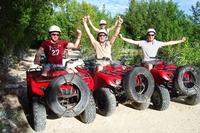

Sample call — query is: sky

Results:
[78,0,199,16]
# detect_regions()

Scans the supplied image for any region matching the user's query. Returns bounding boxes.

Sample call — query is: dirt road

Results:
[39,102,200,133]
[2,49,200,133]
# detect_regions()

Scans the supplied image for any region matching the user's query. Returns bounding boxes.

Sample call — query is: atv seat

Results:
[48,67,67,77]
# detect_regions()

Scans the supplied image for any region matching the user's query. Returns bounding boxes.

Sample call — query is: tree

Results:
[191,1,200,24]
[122,0,200,66]
[0,0,70,66]
[0,0,119,66]
[0,0,56,66]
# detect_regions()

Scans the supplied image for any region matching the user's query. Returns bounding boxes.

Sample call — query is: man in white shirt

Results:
[120,28,186,69]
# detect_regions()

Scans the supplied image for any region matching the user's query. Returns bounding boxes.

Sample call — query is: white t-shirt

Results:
[138,40,165,62]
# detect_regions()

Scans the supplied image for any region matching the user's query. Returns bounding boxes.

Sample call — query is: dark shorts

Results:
[43,64,63,69]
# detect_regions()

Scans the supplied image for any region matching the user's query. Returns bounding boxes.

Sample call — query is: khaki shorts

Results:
[96,60,110,71]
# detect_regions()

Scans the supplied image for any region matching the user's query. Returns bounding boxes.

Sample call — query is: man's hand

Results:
[82,16,88,23]
[77,29,82,36]
[182,37,186,42]
[87,15,90,20]
[119,34,123,39]
[118,16,123,24]
[116,16,123,27]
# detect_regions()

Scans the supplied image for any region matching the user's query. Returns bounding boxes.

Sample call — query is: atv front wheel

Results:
[31,96,46,132]
[95,87,117,116]
[79,92,96,123]
[151,85,170,111]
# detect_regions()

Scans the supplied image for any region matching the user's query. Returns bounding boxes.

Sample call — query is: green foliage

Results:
[123,0,200,66]
[61,0,117,57]
[0,0,55,66]
[191,1,200,24]
[124,0,184,40]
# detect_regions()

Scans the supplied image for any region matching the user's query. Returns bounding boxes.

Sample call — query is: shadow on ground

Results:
[0,67,31,133]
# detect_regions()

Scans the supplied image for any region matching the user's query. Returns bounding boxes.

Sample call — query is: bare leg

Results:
[96,65,103,72]
[147,64,153,70]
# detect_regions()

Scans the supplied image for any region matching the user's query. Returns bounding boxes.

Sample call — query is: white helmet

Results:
[49,25,61,33]
[99,20,107,25]
[98,29,108,36]
[147,28,156,34]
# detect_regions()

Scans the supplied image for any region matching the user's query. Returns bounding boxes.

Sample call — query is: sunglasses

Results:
[51,34,60,36]
[100,24,106,26]
[99,35,106,37]
[99,34,107,37]
[148,34,155,36]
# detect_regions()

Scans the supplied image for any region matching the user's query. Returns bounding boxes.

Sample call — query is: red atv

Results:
[27,63,96,132]
[84,58,155,116]
[146,59,200,111]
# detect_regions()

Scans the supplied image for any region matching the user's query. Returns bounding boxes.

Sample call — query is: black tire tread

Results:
[45,73,90,117]
[79,93,96,123]
[32,96,46,132]
[124,67,155,103]
[185,89,200,105]
[175,65,200,96]
[95,88,117,116]
[132,99,150,110]
[151,85,170,111]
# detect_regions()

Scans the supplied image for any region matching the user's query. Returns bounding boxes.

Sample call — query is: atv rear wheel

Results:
[151,85,170,111]
[175,65,200,96]
[45,73,90,117]
[79,92,96,123]
[31,96,46,132]
[124,67,154,103]
[185,89,200,105]
[95,87,116,116]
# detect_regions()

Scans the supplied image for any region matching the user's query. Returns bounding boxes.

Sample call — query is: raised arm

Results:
[87,16,99,32]
[68,29,82,48]
[108,16,120,31]
[34,47,44,65]
[119,34,140,45]
[82,16,98,48]
[162,37,186,46]
[109,16,123,45]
